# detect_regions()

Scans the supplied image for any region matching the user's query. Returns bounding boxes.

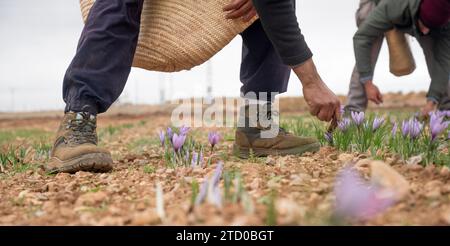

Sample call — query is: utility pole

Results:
[205,60,213,104]
[159,74,166,104]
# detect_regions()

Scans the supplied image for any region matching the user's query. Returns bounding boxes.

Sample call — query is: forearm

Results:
[293,58,323,87]
[251,0,312,66]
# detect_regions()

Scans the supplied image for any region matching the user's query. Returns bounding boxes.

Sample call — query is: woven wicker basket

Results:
[79,0,257,72]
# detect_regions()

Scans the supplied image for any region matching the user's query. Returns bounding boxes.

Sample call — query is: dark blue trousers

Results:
[63,0,290,114]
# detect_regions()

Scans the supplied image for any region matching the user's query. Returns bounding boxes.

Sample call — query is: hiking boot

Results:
[233,126,320,158]
[46,112,113,174]
[233,103,320,158]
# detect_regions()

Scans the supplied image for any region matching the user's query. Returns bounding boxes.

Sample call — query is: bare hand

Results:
[364,81,383,105]
[293,59,341,122]
[303,82,341,122]
[420,100,437,118]
[223,0,257,22]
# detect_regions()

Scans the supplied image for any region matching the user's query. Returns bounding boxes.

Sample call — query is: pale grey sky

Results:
[0,0,430,112]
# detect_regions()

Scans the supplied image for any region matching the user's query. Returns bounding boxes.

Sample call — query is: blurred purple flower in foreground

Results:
[158,130,165,147]
[195,162,224,207]
[172,133,186,152]
[208,132,221,149]
[351,111,365,126]
[334,167,394,221]
[430,112,449,141]
[372,117,385,131]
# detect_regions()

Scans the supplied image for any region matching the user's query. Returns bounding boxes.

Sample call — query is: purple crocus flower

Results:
[401,120,410,137]
[172,133,186,152]
[372,116,385,131]
[158,130,165,147]
[208,131,221,149]
[430,113,449,141]
[167,127,173,141]
[324,132,333,145]
[408,118,423,140]
[195,179,209,205]
[391,122,398,137]
[448,131,450,140]
[211,162,224,187]
[351,111,365,126]
[338,118,351,132]
[334,167,394,221]
[179,125,190,136]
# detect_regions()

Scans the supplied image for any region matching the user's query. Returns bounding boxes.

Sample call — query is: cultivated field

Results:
[0,92,449,225]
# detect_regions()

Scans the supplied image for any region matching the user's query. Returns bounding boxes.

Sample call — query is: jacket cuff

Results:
[427,97,439,104]
[359,75,373,84]
[285,48,313,67]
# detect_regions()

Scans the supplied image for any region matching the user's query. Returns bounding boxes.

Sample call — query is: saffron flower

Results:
[351,111,365,126]
[167,127,173,140]
[334,167,393,221]
[408,118,423,140]
[208,131,221,149]
[158,130,165,147]
[172,133,186,152]
[401,120,410,137]
[372,116,385,131]
[338,118,351,132]
[430,112,449,141]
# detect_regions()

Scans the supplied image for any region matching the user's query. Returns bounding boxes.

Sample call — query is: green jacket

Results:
[354,0,450,102]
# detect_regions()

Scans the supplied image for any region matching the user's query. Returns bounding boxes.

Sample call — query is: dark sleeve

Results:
[252,0,313,67]
[426,29,450,102]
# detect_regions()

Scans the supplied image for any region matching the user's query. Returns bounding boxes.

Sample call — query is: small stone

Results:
[75,191,108,206]
[328,153,338,161]
[165,169,175,175]
[276,199,306,225]
[130,209,161,225]
[136,202,147,211]
[370,161,409,201]
[440,166,450,177]
[425,190,441,199]
[250,178,262,190]
[338,153,354,163]
[312,170,321,178]
[407,164,423,172]
[265,156,276,166]
[440,208,450,225]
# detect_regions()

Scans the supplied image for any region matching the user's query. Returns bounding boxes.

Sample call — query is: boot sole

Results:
[47,153,113,174]
[233,142,321,159]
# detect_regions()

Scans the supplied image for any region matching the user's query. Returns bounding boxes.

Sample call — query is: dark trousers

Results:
[63,0,290,114]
